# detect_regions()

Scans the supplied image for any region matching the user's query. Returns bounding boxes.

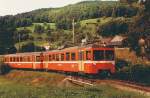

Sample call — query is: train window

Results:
[23,57,26,62]
[13,57,16,62]
[4,58,6,62]
[49,55,52,61]
[23,56,27,62]
[71,53,76,61]
[10,57,12,62]
[86,51,91,60]
[93,50,104,61]
[7,58,9,62]
[20,57,23,62]
[36,56,40,62]
[66,52,70,61]
[61,54,64,61]
[105,50,114,60]
[27,57,31,62]
[52,54,55,61]
[17,57,19,62]
[79,51,84,60]
[56,54,59,61]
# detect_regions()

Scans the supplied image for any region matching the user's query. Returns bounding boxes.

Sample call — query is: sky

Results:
[0,0,118,16]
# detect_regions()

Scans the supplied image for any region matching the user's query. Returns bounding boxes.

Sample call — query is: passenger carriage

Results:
[3,44,115,75]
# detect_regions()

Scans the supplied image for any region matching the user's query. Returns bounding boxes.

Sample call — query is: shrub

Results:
[115,59,130,70]
[113,64,150,86]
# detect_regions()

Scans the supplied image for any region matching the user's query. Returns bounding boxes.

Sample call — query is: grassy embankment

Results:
[0,70,148,98]
[15,17,129,49]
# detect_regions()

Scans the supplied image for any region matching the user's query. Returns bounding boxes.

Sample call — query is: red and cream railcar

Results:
[4,52,44,70]
[4,45,115,75]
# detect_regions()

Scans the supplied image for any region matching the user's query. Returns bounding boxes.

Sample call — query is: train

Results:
[2,44,115,76]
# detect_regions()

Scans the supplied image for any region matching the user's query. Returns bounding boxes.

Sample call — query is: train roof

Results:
[4,52,42,56]
[3,44,114,56]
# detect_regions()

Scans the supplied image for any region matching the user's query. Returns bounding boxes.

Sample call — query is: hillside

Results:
[8,0,136,50]
[0,0,149,56]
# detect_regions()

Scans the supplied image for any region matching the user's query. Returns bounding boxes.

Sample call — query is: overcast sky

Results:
[0,0,118,16]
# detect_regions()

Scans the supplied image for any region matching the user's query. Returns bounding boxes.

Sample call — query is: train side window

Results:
[71,53,76,61]
[10,57,12,62]
[17,57,19,62]
[86,51,91,60]
[4,58,7,62]
[66,52,70,61]
[36,56,40,62]
[93,50,104,61]
[52,54,55,61]
[28,57,31,62]
[49,55,52,61]
[20,57,23,62]
[61,54,64,61]
[13,57,16,62]
[23,57,26,62]
[53,54,55,61]
[23,56,27,62]
[56,54,59,61]
[78,51,84,60]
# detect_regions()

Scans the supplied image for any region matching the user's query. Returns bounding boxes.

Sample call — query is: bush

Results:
[20,42,46,52]
[115,59,130,70]
[0,62,11,75]
[113,64,150,86]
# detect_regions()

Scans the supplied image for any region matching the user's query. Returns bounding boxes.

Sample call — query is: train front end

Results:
[84,47,115,75]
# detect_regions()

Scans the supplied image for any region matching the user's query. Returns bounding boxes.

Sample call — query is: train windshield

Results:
[93,50,114,61]
[93,50,104,61]
[105,50,114,60]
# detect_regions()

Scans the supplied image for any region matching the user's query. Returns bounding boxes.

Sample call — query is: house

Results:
[107,35,127,47]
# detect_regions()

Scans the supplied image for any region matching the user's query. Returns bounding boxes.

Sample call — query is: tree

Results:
[98,19,129,37]
[14,28,31,43]
[0,28,16,54]
[15,18,32,27]
[20,42,45,52]
[34,25,45,34]
[56,19,72,30]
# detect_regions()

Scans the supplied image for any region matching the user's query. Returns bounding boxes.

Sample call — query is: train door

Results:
[33,53,44,70]
[33,55,36,69]
[44,54,49,71]
[40,53,44,69]
[78,50,84,72]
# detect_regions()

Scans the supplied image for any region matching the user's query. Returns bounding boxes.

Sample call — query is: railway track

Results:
[96,79,150,95]
[64,76,150,96]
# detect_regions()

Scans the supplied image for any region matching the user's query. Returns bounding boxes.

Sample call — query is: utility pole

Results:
[72,18,75,44]
[34,37,36,52]
[18,33,21,53]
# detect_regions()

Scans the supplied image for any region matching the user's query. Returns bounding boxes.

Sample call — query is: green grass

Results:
[0,70,148,98]
[80,17,131,27]
[17,23,56,31]
[0,78,146,98]
[33,23,56,30]
[80,17,113,26]
[16,22,56,48]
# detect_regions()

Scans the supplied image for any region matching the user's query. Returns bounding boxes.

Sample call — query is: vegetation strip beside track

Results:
[0,70,148,98]
[95,80,150,96]
[61,76,150,97]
